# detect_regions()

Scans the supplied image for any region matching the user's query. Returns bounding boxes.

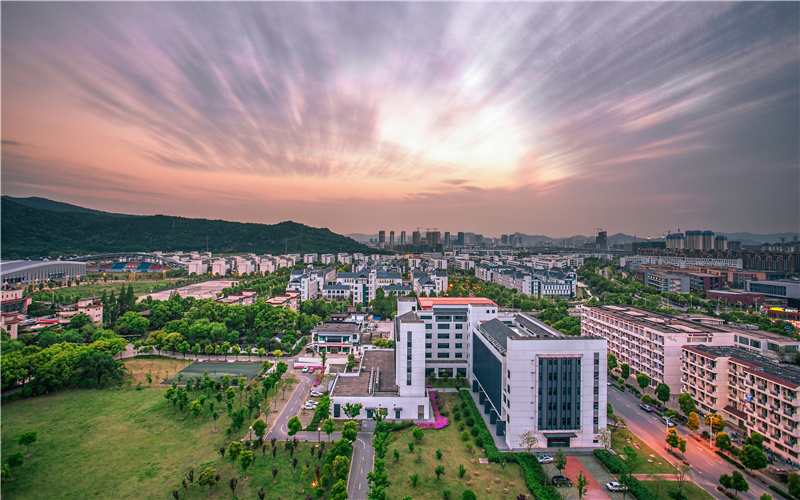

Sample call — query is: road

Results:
[609,387,782,499]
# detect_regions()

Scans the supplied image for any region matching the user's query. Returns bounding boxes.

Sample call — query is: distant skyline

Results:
[2,2,798,237]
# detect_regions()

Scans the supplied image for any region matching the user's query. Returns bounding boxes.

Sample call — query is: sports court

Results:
[162,361,263,385]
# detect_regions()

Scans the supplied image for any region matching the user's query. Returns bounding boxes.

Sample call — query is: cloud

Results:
[1,140,23,146]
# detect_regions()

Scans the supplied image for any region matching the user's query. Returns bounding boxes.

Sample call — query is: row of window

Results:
[424,352,463,359]
[425,333,464,339]
[426,324,465,330]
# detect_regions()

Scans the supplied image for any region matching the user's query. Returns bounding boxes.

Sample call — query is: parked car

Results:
[659,415,673,426]
[310,391,323,397]
[552,476,573,487]
[606,482,628,492]
[537,455,554,464]
[305,400,318,406]
[302,366,309,373]
[640,404,653,412]
[302,404,316,410]
[308,367,315,374]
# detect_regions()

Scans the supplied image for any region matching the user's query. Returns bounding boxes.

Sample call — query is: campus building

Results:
[1,260,87,286]
[682,345,800,462]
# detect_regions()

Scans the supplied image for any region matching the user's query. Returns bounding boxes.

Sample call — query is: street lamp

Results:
[318,427,321,442]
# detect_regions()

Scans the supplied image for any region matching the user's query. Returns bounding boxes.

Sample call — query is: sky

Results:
[2,2,798,238]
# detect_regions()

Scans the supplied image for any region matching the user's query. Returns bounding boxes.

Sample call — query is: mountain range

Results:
[1,196,377,259]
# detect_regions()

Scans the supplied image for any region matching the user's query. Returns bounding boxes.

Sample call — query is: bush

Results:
[770,486,793,500]
[465,417,474,427]
[701,431,710,439]
[716,450,745,469]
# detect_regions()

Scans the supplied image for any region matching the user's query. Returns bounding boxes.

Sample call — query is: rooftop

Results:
[312,323,360,333]
[686,344,800,388]
[330,350,398,397]
[417,297,498,309]
[587,305,735,335]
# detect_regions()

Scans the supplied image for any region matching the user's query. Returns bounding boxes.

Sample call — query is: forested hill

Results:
[1,197,377,259]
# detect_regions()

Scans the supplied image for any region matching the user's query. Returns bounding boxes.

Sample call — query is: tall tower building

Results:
[444,232,451,247]
[389,231,395,246]
[702,231,715,251]
[412,231,422,245]
[428,231,441,246]
[685,231,703,250]
[400,231,406,246]
[378,230,386,246]
[457,232,465,246]
[596,230,607,250]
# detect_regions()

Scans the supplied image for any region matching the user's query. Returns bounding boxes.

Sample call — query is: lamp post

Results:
[318,427,321,443]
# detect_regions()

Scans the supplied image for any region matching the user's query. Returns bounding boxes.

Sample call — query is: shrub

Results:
[461,430,470,441]
[470,427,480,437]
[594,450,656,500]
[770,486,793,500]
[458,422,466,431]
[465,417,474,427]
[716,450,744,469]
[701,431,710,439]
[474,435,483,448]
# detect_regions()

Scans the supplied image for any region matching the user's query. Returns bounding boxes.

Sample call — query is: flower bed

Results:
[417,391,450,430]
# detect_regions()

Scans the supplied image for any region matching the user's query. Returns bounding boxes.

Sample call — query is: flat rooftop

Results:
[687,344,800,388]
[330,350,398,397]
[417,297,498,309]
[588,305,735,335]
[312,323,360,333]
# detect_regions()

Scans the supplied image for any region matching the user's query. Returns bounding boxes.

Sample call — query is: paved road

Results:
[610,387,782,499]
[348,420,375,500]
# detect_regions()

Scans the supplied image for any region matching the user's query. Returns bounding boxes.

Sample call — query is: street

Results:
[609,387,782,499]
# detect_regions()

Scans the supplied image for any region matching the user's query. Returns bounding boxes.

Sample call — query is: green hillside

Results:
[0,197,378,258]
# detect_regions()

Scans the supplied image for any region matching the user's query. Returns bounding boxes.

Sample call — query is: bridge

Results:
[67,253,188,268]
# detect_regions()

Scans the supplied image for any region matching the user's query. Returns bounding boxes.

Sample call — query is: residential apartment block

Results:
[476,263,577,298]
[682,345,800,462]
[581,305,734,394]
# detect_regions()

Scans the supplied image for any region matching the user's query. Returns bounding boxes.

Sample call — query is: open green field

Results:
[383,393,528,500]
[163,361,264,386]
[0,357,309,500]
[48,279,181,299]
[611,428,677,474]
[641,480,715,500]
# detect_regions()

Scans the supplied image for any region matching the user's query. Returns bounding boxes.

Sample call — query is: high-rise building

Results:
[389,231,395,246]
[400,231,406,246]
[378,230,386,246]
[685,230,703,250]
[666,233,685,249]
[444,232,451,247]
[412,231,422,245]
[702,231,715,250]
[428,231,441,246]
[596,230,607,249]
[457,232,465,246]
[714,235,727,250]
[501,235,509,246]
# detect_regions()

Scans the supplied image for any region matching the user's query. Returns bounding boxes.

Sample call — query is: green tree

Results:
[252,418,267,441]
[228,441,243,471]
[687,412,700,435]
[576,470,590,500]
[333,456,350,480]
[740,444,768,472]
[678,393,698,417]
[191,399,203,421]
[462,489,477,500]
[287,415,302,436]
[458,464,467,478]
[323,418,337,442]
[554,447,567,474]
[636,373,651,391]
[343,402,363,420]
[435,465,445,480]
[331,479,348,500]
[607,353,618,372]
[655,383,671,404]
[239,450,254,479]
[6,452,24,472]
[410,473,420,486]
[199,467,218,492]
[622,445,642,477]
[17,430,37,455]
[393,449,401,461]
[714,432,731,451]
[436,449,443,460]
[745,431,764,450]
[342,420,358,442]
[620,363,630,381]
[719,473,732,492]
[788,472,800,499]
[413,427,424,441]
[761,494,773,500]
[520,430,539,453]
[730,470,749,498]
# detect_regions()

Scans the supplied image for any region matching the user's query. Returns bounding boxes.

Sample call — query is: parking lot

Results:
[538,454,626,500]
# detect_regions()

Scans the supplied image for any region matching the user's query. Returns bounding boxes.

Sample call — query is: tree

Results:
[320,350,327,369]
[253,418,267,441]
[331,479,348,500]
[761,494,773,500]
[410,473,420,486]
[228,441,243,471]
[554,447,567,475]
[715,432,731,451]
[636,373,651,391]
[240,450,254,479]
[705,414,725,434]
[620,363,630,381]
[740,444,768,472]
[191,399,203,421]
[287,416,302,436]
[655,383,671,404]
[596,427,611,450]
[687,412,700,435]
[462,489,477,500]
[6,452,24,472]
[678,393,698,417]
[435,465,446,480]
[229,477,238,498]
[622,445,642,477]
[745,431,764,451]
[788,472,800,499]
[18,431,37,456]
[198,467,218,492]
[393,449,401,461]
[343,402,363,420]
[520,430,539,453]
[342,420,358,442]
[730,470,749,498]
[323,418,337,441]
[719,473,732,492]
[576,470,589,500]
[608,353,618,372]
[458,464,467,478]
[436,449,443,460]
[413,427,424,441]
[333,456,350,480]
[666,428,680,450]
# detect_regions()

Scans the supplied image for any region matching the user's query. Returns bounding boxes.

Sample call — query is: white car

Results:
[310,391,323,397]
[302,366,309,373]
[537,455,554,464]
[302,404,316,410]
[305,400,318,406]
[606,482,628,492]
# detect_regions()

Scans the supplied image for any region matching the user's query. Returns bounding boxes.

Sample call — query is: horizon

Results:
[2,2,798,235]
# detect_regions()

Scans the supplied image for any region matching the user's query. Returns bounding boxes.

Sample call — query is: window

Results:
[508,370,511,379]
[455,343,462,349]
[425,353,432,358]
[455,352,463,358]
[437,324,449,330]
[455,333,463,339]
[425,343,432,349]
[438,333,450,339]
[437,316,451,322]
[437,353,450,359]
[507,384,511,394]
[455,324,464,330]
[425,333,432,339]
[438,343,449,349]
[425,324,432,330]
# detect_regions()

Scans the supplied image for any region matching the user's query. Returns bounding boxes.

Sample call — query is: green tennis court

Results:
[161,361,263,385]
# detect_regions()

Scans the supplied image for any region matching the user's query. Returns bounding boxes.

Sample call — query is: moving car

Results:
[640,404,653,412]
[551,476,573,487]
[302,366,309,373]
[606,482,628,492]
[537,455,554,464]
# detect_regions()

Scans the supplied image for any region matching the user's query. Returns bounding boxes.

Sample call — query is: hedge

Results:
[770,485,794,500]
[458,390,562,500]
[612,384,624,392]
[625,384,641,396]
[715,450,744,469]
[593,450,656,500]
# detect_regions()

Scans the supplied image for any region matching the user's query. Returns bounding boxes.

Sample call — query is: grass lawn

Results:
[383,394,528,500]
[124,356,191,386]
[51,279,181,299]
[427,379,470,389]
[0,357,303,500]
[611,428,676,475]
[641,480,715,500]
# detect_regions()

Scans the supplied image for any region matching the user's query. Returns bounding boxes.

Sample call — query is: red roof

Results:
[417,297,498,309]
